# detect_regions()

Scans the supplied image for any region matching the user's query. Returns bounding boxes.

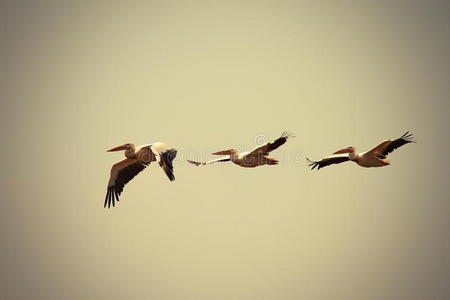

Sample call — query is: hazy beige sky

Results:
[1,1,449,299]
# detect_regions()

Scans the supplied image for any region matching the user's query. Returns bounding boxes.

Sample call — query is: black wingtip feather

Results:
[306,156,350,170]
[306,158,319,170]
[400,131,415,143]
[280,130,294,139]
[104,190,109,208]
[104,187,120,209]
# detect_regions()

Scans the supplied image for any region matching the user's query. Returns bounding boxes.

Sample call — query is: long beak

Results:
[212,149,233,155]
[107,145,127,152]
[333,147,352,154]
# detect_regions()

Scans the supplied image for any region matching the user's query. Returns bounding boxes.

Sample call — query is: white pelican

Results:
[308,132,415,170]
[188,131,294,168]
[104,142,177,208]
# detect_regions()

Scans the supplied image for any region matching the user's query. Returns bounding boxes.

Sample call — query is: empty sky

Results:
[1,1,449,299]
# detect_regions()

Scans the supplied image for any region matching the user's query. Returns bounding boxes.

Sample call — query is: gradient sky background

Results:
[1,1,449,299]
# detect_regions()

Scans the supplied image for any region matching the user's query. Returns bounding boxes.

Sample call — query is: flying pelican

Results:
[104,142,177,208]
[188,131,294,168]
[307,132,415,170]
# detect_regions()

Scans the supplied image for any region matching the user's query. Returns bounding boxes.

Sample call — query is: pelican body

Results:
[104,142,177,208]
[188,131,294,168]
[308,132,415,170]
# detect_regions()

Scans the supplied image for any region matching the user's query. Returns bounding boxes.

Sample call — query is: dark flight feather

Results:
[104,160,149,208]
[378,131,415,159]
[159,149,177,181]
[307,156,350,170]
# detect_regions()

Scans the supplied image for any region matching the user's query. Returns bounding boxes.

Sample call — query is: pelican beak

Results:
[107,145,127,152]
[212,149,233,155]
[333,147,352,154]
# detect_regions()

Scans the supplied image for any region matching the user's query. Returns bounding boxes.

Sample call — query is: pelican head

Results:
[333,146,355,154]
[212,148,237,155]
[107,143,135,152]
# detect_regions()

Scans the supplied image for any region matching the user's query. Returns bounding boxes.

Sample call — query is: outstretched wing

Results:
[151,143,177,181]
[187,157,231,166]
[250,131,294,155]
[367,132,415,159]
[105,158,149,208]
[307,155,350,170]
[159,149,177,181]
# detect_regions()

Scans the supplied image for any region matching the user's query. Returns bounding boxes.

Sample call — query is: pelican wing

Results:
[367,132,415,159]
[250,131,294,155]
[187,157,231,166]
[307,155,350,170]
[105,158,149,208]
[151,143,177,181]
